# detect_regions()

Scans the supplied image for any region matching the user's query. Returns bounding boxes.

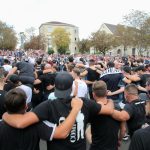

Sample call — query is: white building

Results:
[39,21,79,54]
[99,23,149,56]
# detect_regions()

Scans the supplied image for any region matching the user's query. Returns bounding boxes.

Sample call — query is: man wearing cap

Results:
[3,72,114,150]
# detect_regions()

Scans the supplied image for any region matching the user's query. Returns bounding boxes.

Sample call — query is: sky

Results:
[0,0,150,39]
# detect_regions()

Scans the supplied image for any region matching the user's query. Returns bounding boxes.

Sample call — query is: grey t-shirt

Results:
[16,62,34,77]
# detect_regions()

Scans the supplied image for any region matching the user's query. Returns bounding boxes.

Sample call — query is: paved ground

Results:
[40,139,130,150]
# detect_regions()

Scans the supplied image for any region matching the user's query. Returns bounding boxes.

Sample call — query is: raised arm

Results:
[53,97,83,139]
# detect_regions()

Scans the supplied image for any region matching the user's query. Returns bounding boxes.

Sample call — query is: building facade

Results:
[99,23,149,56]
[39,21,79,54]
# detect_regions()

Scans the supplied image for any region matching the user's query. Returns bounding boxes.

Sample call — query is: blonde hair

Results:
[92,81,107,97]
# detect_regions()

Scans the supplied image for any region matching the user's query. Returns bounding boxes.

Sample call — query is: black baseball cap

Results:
[54,72,73,99]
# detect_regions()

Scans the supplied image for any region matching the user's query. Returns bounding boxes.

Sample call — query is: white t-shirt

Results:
[3,64,12,72]
[72,79,88,98]
[17,85,32,104]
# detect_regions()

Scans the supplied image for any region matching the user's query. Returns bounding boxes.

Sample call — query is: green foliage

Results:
[91,31,115,55]
[114,24,135,54]
[0,21,17,50]
[24,35,46,50]
[51,27,70,54]
[78,39,91,54]
[57,46,67,54]
[48,48,54,55]
[123,10,150,55]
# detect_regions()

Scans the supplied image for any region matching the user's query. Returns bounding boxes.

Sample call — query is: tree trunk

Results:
[124,46,127,56]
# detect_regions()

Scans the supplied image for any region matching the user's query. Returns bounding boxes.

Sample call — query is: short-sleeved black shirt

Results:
[33,98,101,150]
[0,90,6,119]
[129,126,150,150]
[39,73,56,93]
[86,68,99,82]
[124,99,146,137]
[100,73,124,100]
[90,104,121,150]
[0,120,55,150]
[139,74,150,88]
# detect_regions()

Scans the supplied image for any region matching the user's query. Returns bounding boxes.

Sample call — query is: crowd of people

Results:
[0,50,150,150]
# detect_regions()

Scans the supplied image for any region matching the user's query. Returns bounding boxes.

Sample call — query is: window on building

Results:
[48,27,52,33]
[132,48,136,55]
[75,37,76,41]
[75,47,76,51]
[117,49,121,55]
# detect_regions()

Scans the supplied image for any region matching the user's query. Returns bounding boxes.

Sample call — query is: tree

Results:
[142,17,150,56]
[123,10,149,29]
[114,24,134,55]
[123,10,150,55]
[0,21,17,50]
[90,31,115,55]
[48,48,54,55]
[51,28,70,54]
[24,35,46,50]
[25,27,36,40]
[78,39,91,53]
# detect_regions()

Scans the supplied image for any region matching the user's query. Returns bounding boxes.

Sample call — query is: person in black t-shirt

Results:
[100,61,125,103]
[139,79,150,125]
[87,81,125,150]
[2,72,114,150]
[3,75,18,92]
[34,63,56,101]
[81,59,100,99]
[0,78,6,119]
[0,90,6,119]
[124,65,150,93]
[0,88,55,150]
[129,126,150,150]
[112,84,146,137]
[1,88,83,150]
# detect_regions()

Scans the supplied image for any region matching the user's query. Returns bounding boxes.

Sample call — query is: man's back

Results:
[100,68,123,100]
[129,126,150,150]
[33,98,101,150]
[0,90,6,119]
[16,62,34,77]
[124,100,146,137]
[0,120,55,150]
[90,105,120,150]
